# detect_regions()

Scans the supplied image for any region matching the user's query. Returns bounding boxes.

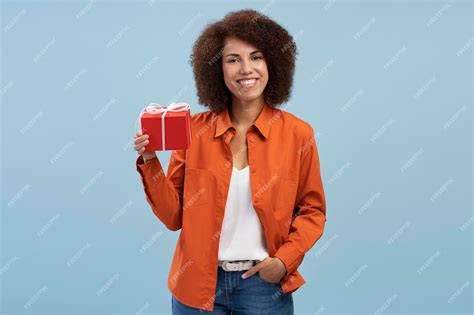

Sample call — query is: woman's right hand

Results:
[134,131,157,162]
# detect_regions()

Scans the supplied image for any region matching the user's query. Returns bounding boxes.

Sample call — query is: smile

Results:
[236,78,259,89]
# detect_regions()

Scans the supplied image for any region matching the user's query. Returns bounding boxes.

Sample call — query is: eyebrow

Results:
[225,50,262,57]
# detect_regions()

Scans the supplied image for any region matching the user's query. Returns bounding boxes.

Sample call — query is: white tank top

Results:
[218,165,269,261]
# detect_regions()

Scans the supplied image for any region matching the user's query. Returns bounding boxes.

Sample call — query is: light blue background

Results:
[1,0,472,314]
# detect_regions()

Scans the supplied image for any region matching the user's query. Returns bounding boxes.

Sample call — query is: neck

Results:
[229,97,265,128]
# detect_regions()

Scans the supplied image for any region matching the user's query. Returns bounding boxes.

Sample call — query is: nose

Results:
[239,59,253,75]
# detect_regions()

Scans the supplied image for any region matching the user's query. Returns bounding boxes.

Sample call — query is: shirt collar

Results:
[214,102,273,139]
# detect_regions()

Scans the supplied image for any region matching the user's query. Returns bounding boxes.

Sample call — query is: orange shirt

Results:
[135,102,327,311]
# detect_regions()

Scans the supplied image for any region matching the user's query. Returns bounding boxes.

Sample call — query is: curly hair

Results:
[189,9,297,113]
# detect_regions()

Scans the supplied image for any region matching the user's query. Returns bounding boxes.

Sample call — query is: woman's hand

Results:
[134,131,157,162]
[241,257,287,283]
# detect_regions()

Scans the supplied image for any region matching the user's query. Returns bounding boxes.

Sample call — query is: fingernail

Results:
[241,274,247,279]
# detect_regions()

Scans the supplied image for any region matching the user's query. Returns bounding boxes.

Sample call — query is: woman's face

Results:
[222,36,269,104]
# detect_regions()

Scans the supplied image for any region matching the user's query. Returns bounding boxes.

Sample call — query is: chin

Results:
[233,90,264,102]
[236,96,260,103]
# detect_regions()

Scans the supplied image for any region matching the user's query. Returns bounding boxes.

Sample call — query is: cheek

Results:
[258,64,269,85]
[222,66,237,86]
[259,70,269,88]
[222,67,229,81]
[222,69,233,89]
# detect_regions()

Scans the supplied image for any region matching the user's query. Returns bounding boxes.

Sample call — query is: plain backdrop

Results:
[1,0,472,314]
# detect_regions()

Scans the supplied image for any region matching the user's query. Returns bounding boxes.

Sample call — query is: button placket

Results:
[223,130,234,171]
[247,138,260,204]
[247,132,257,174]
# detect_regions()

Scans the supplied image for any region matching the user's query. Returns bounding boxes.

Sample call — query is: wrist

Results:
[144,155,157,163]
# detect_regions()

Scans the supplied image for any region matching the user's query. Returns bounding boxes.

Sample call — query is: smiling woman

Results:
[134,8,326,315]
[189,9,297,111]
[221,36,269,106]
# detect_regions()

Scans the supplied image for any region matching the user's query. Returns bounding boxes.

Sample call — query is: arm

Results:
[273,127,327,276]
[135,149,186,231]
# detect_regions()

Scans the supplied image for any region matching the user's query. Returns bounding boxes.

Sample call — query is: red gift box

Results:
[140,102,192,151]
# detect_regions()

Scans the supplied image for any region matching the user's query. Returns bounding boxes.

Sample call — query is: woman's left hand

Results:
[241,257,287,283]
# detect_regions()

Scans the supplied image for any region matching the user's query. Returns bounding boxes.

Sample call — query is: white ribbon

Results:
[135,102,190,150]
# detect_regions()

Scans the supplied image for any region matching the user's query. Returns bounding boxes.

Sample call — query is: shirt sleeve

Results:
[135,149,186,231]
[273,127,327,276]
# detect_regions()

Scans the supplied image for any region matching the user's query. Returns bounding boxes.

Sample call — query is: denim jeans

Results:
[171,261,294,314]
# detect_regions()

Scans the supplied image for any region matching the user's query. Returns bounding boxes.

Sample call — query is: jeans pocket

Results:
[256,271,280,285]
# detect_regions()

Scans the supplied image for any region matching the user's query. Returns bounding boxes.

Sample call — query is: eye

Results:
[252,56,263,60]
[227,58,238,63]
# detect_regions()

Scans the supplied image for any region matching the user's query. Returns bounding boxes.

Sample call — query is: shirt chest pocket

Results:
[183,168,212,208]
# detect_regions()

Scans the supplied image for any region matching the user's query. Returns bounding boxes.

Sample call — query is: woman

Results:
[134,9,326,315]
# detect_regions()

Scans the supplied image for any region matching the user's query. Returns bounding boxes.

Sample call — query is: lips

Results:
[236,78,259,89]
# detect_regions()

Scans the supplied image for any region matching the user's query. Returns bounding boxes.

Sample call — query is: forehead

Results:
[222,37,259,53]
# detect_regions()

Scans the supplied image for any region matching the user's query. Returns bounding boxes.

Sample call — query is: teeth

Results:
[238,79,257,87]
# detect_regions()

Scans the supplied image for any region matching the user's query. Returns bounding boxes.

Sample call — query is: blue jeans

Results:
[171,261,294,314]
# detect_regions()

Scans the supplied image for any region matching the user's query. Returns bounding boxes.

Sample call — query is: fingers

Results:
[134,140,149,152]
[241,265,262,279]
[241,259,269,279]
[134,133,149,144]
[133,134,150,153]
